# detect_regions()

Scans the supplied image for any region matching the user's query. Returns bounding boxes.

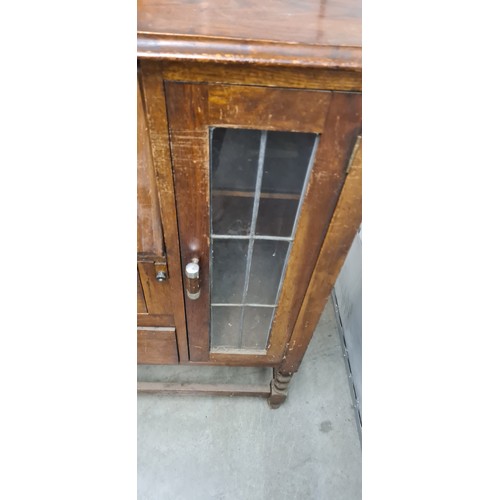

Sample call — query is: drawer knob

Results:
[155,271,167,282]
[185,258,201,300]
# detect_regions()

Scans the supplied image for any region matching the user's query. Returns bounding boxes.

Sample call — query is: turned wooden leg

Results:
[268,369,293,409]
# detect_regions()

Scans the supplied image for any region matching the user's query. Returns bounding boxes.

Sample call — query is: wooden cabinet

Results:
[137,0,361,407]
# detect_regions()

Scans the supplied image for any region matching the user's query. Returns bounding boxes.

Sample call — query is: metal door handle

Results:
[185,258,200,300]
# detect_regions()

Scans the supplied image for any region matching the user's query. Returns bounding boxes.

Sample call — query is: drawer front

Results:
[137,259,175,327]
[137,327,178,364]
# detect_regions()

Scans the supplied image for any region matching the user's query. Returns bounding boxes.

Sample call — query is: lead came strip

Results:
[237,131,268,347]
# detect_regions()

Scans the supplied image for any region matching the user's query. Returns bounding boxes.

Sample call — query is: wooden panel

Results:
[160,61,361,92]
[164,82,211,361]
[208,86,331,133]
[138,0,361,68]
[137,271,147,314]
[137,80,164,255]
[280,137,362,374]
[137,261,174,316]
[138,327,178,364]
[266,92,361,361]
[140,62,190,362]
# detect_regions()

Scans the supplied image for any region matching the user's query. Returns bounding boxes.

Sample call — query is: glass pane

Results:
[211,128,260,236]
[256,131,315,237]
[241,307,274,350]
[246,240,289,305]
[209,128,318,353]
[211,306,242,348]
[260,131,315,194]
[212,195,254,236]
[255,198,298,237]
[211,239,248,303]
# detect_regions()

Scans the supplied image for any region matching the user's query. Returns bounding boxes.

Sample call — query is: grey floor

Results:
[138,298,361,500]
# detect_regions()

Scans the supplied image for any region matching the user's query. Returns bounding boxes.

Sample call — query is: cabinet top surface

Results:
[137,0,361,70]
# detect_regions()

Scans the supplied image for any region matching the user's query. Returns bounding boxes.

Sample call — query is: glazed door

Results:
[165,83,361,363]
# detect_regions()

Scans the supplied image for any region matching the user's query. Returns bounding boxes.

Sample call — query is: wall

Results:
[333,226,362,426]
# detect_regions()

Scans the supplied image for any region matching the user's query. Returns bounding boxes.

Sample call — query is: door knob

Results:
[185,258,201,300]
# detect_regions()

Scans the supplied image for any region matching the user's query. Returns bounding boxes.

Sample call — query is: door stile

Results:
[139,61,190,362]
[164,82,211,361]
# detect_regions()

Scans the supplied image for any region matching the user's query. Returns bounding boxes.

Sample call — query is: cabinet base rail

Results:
[137,381,270,398]
[138,369,294,408]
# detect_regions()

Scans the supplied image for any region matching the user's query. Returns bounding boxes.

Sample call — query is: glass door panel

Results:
[210,128,318,352]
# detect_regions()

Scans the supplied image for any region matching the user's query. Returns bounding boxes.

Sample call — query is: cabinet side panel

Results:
[280,137,362,374]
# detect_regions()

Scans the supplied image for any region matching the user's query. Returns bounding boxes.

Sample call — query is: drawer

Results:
[137,258,176,327]
[137,327,178,364]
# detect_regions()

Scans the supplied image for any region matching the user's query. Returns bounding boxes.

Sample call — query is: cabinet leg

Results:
[268,369,293,409]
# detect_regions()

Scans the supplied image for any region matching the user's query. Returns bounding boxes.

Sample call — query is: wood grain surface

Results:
[138,0,361,69]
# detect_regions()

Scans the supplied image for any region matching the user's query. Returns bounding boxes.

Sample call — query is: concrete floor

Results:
[138,298,361,499]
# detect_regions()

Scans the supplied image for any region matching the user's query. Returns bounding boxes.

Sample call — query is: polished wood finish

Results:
[138,0,361,47]
[138,0,361,70]
[137,381,270,397]
[280,137,362,374]
[137,327,178,364]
